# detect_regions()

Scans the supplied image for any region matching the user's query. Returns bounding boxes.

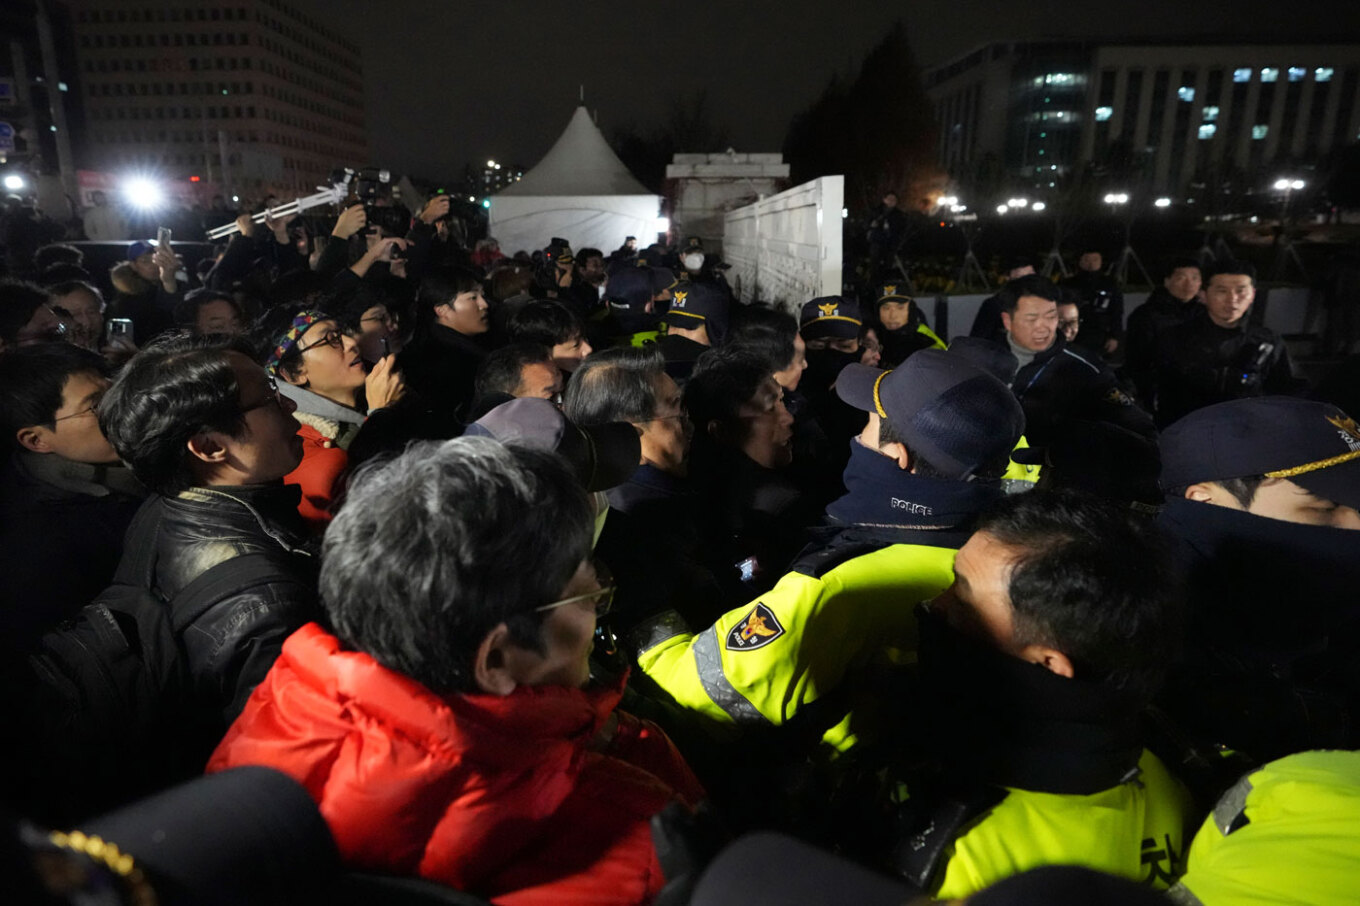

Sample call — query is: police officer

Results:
[600,264,676,348]
[873,283,945,368]
[1064,246,1125,360]
[903,490,1193,898]
[1169,750,1360,906]
[632,349,1025,753]
[1153,260,1296,427]
[656,282,729,381]
[989,274,1153,446]
[1155,398,1360,770]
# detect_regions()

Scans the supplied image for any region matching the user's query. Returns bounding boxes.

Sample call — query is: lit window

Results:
[1095,106,1113,121]
[1044,73,1076,85]
[1198,124,1217,140]
[1233,68,1252,83]
[1202,105,1220,122]
[1288,67,1306,82]
[1316,67,1334,82]
[1252,124,1268,140]
[1261,68,1278,83]
[1178,86,1195,102]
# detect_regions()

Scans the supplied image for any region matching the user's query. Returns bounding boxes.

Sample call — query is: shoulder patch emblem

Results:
[725,602,785,651]
[818,302,839,317]
[1104,387,1135,407]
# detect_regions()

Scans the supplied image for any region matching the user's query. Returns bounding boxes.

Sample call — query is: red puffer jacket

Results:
[208,623,704,905]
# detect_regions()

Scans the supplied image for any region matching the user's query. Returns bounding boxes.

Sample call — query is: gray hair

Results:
[563,345,665,425]
[322,436,592,694]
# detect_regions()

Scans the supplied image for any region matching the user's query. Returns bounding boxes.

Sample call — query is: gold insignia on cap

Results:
[1327,414,1360,451]
[818,302,838,317]
[883,285,897,297]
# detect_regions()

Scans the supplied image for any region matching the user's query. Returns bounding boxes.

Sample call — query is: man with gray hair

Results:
[564,346,727,632]
[210,437,704,905]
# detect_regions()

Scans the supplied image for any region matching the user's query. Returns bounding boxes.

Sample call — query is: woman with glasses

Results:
[209,438,704,905]
[258,306,405,530]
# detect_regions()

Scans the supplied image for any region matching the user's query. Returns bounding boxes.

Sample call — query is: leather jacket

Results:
[127,483,319,721]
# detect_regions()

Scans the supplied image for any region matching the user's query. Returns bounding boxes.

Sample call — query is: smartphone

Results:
[157,226,172,248]
[107,318,134,344]
[379,336,390,358]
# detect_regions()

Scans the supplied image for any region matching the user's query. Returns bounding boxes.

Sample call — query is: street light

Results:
[2,174,25,191]
[1008,197,1028,208]
[486,159,497,168]
[1154,197,1172,208]
[1031,201,1047,212]
[1273,178,1305,191]
[996,204,1009,214]
[1103,192,1129,205]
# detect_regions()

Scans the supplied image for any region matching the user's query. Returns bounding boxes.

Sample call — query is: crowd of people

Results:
[1,190,1358,905]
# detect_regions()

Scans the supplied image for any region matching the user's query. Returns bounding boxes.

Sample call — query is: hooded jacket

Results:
[209,623,705,906]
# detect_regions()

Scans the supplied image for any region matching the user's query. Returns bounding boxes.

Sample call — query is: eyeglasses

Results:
[53,405,98,422]
[296,329,346,354]
[1059,318,1080,329]
[535,560,615,617]
[535,585,615,617]
[359,312,397,328]
[242,376,286,413]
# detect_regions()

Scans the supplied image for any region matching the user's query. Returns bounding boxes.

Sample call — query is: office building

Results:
[926,40,1360,196]
[69,0,368,199]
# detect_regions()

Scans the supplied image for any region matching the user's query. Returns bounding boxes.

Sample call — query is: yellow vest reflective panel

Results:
[935,749,1195,900]
[636,543,959,750]
[1002,435,1041,494]
[1167,750,1360,906]
[918,323,947,351]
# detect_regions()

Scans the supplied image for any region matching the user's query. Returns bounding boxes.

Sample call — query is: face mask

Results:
[682,253,705,272]
[804,346,861,389]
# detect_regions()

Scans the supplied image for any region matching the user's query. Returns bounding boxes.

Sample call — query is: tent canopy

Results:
[490,107,658,256]
[497,107,650,197]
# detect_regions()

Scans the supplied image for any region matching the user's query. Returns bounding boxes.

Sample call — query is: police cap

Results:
[835,349,1025,480]
[1160,397,1360,509]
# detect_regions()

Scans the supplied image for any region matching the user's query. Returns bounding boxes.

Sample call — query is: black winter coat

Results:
[1002,337,1154,446]
[129,483,319,722]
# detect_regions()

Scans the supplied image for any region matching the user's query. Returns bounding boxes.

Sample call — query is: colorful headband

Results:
[265,310,328,375]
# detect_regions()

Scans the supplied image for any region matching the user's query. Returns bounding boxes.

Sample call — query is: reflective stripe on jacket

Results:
[1168,750,1360,906]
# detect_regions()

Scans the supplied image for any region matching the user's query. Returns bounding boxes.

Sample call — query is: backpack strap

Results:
[166,552,307,634]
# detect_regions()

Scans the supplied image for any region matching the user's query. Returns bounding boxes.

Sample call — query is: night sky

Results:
[288,0,1347,181]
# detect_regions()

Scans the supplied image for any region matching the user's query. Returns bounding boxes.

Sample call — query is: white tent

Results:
[488,107,660,257]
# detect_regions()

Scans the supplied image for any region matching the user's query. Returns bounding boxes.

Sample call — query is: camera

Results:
[333,166,410,236]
